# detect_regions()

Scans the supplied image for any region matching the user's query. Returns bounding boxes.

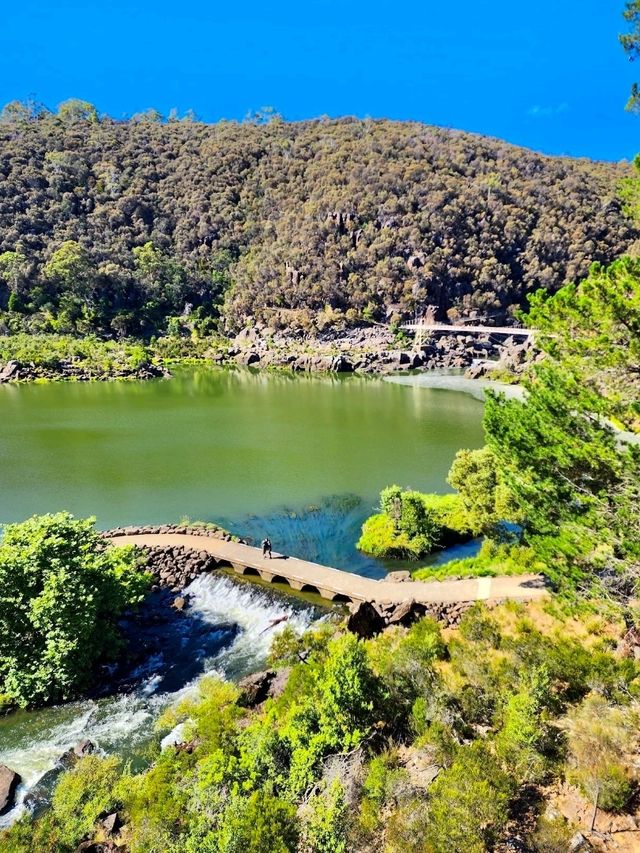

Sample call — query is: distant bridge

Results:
[108,532,548,606]
[401,322,536,338]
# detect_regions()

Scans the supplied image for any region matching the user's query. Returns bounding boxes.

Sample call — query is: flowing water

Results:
[0,367,484,822]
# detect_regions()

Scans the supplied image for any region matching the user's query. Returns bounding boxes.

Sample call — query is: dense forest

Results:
[0,101,636,338]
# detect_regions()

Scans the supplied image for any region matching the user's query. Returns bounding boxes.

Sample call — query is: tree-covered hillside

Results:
[0,103,636,337]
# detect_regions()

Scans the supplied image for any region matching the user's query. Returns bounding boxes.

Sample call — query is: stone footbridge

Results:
[108,532,548,606]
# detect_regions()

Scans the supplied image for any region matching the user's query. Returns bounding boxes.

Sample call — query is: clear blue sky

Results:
[1,0,637,161]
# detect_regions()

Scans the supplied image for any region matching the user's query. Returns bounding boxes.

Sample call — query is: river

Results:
[0,367,484,823]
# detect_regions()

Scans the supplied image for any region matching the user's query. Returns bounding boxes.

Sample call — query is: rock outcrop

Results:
[0,359,170,383]
[238,668,291,707]
[0,764,21,815]
[347,598,474,638]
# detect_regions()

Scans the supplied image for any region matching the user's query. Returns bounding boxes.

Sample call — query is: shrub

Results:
[0,512,150,706]
[302,780,348,853]
[424,742,514,852]
[51,756,122,847]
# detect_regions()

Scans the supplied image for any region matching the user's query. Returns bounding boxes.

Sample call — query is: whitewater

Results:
[0,573,317,827]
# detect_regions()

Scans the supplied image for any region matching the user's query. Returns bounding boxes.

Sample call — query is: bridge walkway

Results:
[109,533,548,606]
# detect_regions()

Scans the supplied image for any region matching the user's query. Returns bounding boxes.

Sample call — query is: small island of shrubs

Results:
[358,446,517,562]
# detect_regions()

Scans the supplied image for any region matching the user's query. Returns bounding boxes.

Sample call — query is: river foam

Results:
[0,572,317,827]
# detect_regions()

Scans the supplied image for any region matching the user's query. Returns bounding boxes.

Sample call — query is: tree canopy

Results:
[0,512,149,706]
[0,109,634,338]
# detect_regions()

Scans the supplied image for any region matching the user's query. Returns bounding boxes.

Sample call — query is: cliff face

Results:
[0,115,636,334]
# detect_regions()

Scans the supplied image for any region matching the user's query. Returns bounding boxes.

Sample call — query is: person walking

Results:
[261,537,272,559]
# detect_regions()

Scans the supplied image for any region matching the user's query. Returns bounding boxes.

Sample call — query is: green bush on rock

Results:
[0,512,150,707]
[357,485,472,559]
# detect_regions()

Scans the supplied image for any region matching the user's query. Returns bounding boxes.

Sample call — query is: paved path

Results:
[401,322,535,338]
[109,533,549,606]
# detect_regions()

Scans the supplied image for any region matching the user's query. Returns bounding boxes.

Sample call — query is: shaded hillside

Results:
[0,110,636,336]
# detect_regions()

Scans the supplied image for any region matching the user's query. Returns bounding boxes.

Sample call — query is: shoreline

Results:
[0,326,531,384]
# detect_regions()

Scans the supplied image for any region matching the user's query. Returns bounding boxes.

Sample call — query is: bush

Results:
[52,756,122,847]
[212,791,299,853]
[358,486,468,559]
[302,780,348,853]
[424,742,514,852]
[0,512,150,706]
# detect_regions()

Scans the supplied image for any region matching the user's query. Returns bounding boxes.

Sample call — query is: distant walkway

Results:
[108,533,549,606]
[401,322,536,338]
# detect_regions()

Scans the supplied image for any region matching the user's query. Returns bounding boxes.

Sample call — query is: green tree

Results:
[484,259,640,593]
[0,251,29,309]
[57,98,98,123]
[448,446,519,534]
[0,513,149,706]
[621,2,640,110]
[44,241,94,299]
[424,742,514,853]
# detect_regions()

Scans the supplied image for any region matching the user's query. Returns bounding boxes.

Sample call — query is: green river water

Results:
[0,367,485,823]
[0,367,484,574]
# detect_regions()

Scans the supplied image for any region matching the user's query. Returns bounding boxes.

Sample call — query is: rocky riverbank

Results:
[0,358,170,383]
[225,325,535,376]
[0,325,535,383]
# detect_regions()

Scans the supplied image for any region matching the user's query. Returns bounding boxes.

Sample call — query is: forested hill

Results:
[0,109,637,337]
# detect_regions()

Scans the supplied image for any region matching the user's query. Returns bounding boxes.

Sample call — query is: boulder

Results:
[330,355,353,373]
[73,738,96,758]
[386,599,426,627]
[101,812,123,836]
[386,571,412,583]
[0,360,21,382]
[0,764,21,815]
[238,670,277,707]
[347,600,386,638]
[172,596,187,611]
[267,667,291,700]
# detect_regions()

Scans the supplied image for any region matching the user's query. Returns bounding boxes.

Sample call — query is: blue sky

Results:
[1,0,637,161]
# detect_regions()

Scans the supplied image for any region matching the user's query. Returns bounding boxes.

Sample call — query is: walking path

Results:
[400,322,535,338]
[109,533,549,606]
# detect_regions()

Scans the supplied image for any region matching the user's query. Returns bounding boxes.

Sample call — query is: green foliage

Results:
[51,756,122,846]
[0,512,149,706]
[424,742,514,852]
[413,539,542,581]
[0,113,633,338]
[621,3,640,110]
[358,751,409,834]
[529,813,577,853]
[359,486,471,559]
[448,446,520,534]
[57,99,98,123]
[0,333,160,378]
[7,604,640,852]
[484,258,640,596]
[209,791,298,853]
[366,618,445,720]
[563,693,639,814]
[495,667,553,783]
[267,622,334,668]
[302,780,348,853]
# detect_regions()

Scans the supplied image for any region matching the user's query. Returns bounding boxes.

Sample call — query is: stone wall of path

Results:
[103,524,244,592]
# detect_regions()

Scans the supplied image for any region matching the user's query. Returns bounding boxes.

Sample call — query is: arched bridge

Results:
[108,532,548,606]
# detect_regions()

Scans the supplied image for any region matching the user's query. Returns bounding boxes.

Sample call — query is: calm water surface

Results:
[0,367,484,573]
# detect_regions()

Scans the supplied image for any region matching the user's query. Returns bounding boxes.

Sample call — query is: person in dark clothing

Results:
[261,537,272,558]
